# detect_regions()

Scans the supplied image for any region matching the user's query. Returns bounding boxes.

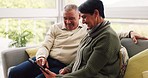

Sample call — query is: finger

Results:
[59,68,68,74]
[37,57,46,66]
[59,69,64,74]
[42,59,46,66]
[40,68,49,77]
[46,62,49,68]
[60,71,65,74]
[41,68,56,77]
[132,37,138,44]
[36,59,42,66]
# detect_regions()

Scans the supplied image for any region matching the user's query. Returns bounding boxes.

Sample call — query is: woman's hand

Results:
[59,68,69,75]
[41,68,57,78]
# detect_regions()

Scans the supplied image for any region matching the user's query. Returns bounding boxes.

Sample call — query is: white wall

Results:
[105,7,148,19]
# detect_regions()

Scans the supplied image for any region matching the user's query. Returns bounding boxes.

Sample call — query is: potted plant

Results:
[8,30,33,47]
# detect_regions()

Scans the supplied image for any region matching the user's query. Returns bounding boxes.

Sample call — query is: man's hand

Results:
[36,57,49,68]
[41,68,56,78]
[130,31,148,44]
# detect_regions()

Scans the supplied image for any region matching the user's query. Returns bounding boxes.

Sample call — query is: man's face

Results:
[63,9,80,30]
[80,13,96,29]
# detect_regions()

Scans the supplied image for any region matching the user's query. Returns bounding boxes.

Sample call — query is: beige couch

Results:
[1,38,148,78]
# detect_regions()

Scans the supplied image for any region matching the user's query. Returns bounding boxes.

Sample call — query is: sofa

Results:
[1,38,148,78]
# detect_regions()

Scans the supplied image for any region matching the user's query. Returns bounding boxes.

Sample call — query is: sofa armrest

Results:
[1,47,29,78]
[121,38,148,58]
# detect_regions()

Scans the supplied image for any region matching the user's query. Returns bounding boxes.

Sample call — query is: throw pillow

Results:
[124,49,148,78]
[26,47,39,58]
[142,71,148,78]
[119,46,129,77]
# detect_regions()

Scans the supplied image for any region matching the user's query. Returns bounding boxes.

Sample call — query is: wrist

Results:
[129,31,133,38]
[37,56,46,59]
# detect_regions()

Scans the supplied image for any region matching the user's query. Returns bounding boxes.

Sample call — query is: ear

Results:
[94,9,100,17]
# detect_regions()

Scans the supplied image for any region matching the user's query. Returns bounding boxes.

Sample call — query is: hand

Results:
[130,31,148,44]
[41,68,56,78]
[59,68,69,75]
[36,57,49,68]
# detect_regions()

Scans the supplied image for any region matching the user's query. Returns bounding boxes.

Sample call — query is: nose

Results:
[82,19,86,24]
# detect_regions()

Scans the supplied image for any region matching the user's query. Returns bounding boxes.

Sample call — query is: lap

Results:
[46,57,66,74]
[9,56,66,78]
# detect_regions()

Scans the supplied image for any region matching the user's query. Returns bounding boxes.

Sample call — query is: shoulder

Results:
[51,22,64,28]
[48,22,64,31]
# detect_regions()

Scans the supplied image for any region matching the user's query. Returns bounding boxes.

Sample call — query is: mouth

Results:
[66,23,74,27]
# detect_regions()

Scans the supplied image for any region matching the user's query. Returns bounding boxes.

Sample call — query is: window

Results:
[0,1,58,77]
[103,0,148,37]
[0,0,59,48]
[0,0,56,8]
[108,18,148,37]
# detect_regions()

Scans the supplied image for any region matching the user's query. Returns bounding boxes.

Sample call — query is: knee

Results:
[8,66,19,78]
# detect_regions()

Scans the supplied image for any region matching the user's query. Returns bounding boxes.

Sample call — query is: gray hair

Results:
[64,4,78,12]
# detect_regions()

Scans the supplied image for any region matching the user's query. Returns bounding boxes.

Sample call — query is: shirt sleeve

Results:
[36,24,56,59]
[117,31,131,40]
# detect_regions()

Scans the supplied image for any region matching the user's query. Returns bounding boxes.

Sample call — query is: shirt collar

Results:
[62,23,83,30]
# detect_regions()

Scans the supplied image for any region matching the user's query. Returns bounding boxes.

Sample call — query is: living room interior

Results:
[0,0,148,78]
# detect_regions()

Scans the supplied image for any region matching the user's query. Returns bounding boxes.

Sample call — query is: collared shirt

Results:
[36,22,88,64]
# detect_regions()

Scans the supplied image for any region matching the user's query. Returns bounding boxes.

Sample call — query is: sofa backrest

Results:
[121,38,148,58]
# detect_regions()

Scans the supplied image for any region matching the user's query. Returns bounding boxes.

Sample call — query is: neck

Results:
[66,25,78,31]
[95,17,104,26]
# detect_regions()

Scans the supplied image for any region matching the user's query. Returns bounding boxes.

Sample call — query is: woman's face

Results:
[80,13,96,29]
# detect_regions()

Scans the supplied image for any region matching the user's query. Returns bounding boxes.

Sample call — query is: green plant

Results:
[7,30,33,47]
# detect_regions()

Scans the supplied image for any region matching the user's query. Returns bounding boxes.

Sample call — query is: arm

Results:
[118,31,148,43]
[130,31,148,43]
[36,24,56,67]
[36,25,55,59]
[118,31,131,40]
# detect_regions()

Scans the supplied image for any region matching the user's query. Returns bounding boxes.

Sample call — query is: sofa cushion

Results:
[124,49,148,78]
[121,38,148,58]
[142,71,148,78]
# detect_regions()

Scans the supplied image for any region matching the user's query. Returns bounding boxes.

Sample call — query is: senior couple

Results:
[9,0,148,78]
